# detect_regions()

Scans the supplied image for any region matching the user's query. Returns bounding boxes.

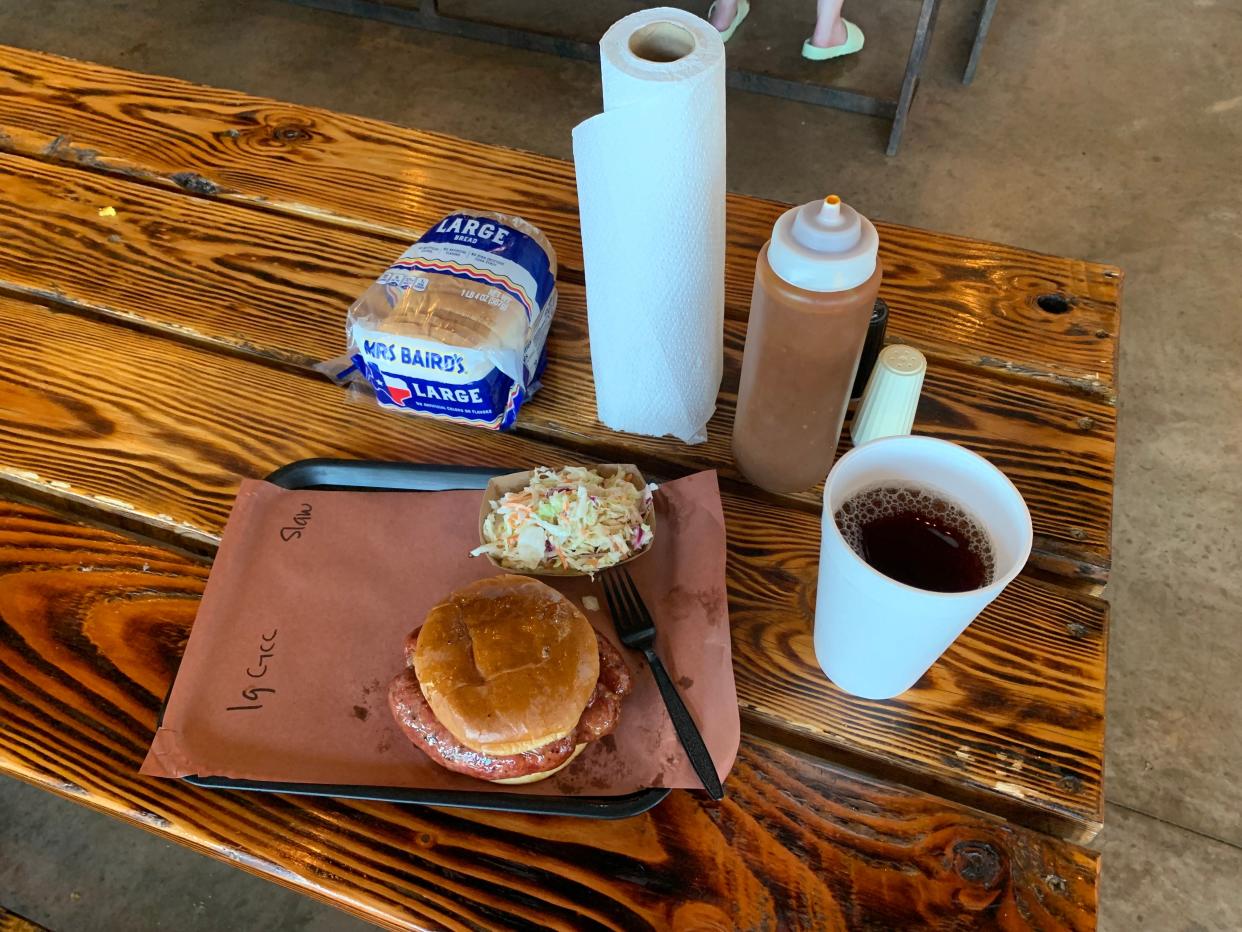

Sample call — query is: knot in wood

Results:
[1035,293,1073,315]
[952,840,1003,887]
[273,123,313,143]
[1044,872,1068,895]
[170,172,220,196]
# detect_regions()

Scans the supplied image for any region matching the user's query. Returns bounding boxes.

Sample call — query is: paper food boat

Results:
[477,465,655,577]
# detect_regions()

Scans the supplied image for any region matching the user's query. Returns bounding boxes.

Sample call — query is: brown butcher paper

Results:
[141,470,739,796]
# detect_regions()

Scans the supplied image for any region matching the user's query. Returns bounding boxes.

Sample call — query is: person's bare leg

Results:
[810,0,848,47]
[710,0,739,31]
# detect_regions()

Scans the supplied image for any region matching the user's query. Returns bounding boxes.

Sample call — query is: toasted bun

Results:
[489,744,587,785]
[414,575,600,756]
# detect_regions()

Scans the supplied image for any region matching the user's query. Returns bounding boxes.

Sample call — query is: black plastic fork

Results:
[600,567,724,800]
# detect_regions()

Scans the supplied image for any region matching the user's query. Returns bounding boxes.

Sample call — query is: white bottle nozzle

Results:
[767,193,879,293]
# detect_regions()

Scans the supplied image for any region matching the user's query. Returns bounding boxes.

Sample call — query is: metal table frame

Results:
[288,0,991,155]
[962,0,999,85]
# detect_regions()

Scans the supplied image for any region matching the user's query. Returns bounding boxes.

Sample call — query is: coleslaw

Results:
[471,466,656,574]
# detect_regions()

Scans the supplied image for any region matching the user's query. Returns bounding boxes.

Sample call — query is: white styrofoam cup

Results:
[814,436,1033,699]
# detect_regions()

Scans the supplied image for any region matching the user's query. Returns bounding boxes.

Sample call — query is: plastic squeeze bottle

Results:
[732,195,882,493]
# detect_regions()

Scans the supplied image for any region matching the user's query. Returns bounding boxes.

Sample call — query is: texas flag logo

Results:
[356,356,414,408]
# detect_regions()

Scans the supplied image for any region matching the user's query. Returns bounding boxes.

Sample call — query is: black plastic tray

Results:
[171,458,671,820]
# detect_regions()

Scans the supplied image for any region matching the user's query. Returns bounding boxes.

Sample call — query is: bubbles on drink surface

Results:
[834,485,996,591]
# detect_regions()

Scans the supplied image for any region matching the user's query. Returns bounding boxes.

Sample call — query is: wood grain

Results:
[0,153,1116,573]
[0,498,1100,930]
[0,907,49,932]
[0,43,1120,392]
[0,294,1106,837]
[723,495,1107,839]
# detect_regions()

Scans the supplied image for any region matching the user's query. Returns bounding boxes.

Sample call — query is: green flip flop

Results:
[802,19,864,60]
[708,0,750,44]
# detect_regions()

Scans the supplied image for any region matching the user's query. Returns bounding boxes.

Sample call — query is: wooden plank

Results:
[0,295,1106,838]
[0,43,1120,392]
[0,498,1100,930]
[0,907,49,932]
[0,154,1116,574]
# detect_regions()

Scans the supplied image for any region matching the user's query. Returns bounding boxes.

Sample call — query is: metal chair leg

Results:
[963,0,999,84]
[886,0,942,156]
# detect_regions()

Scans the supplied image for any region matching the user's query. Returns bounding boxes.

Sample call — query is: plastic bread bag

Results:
[322,209,558,430]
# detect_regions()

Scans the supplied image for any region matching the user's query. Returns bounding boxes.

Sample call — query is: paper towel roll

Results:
[572,8,726,444]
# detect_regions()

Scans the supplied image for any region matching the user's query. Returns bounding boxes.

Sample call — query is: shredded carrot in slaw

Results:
[470,466,655,575]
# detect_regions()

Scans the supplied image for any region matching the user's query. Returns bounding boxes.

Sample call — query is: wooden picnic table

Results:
[0,45,1118,930]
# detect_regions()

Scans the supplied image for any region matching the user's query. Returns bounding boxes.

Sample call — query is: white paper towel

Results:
[572,8,726,444]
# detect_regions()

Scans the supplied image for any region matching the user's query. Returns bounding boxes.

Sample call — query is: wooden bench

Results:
[0,905,50,932]
[0,44,1116,927]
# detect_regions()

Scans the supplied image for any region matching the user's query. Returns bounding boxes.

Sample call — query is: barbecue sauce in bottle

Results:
[732,195,882,493]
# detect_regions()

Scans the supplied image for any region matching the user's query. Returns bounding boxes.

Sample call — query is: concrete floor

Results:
[1,0,1241,928]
